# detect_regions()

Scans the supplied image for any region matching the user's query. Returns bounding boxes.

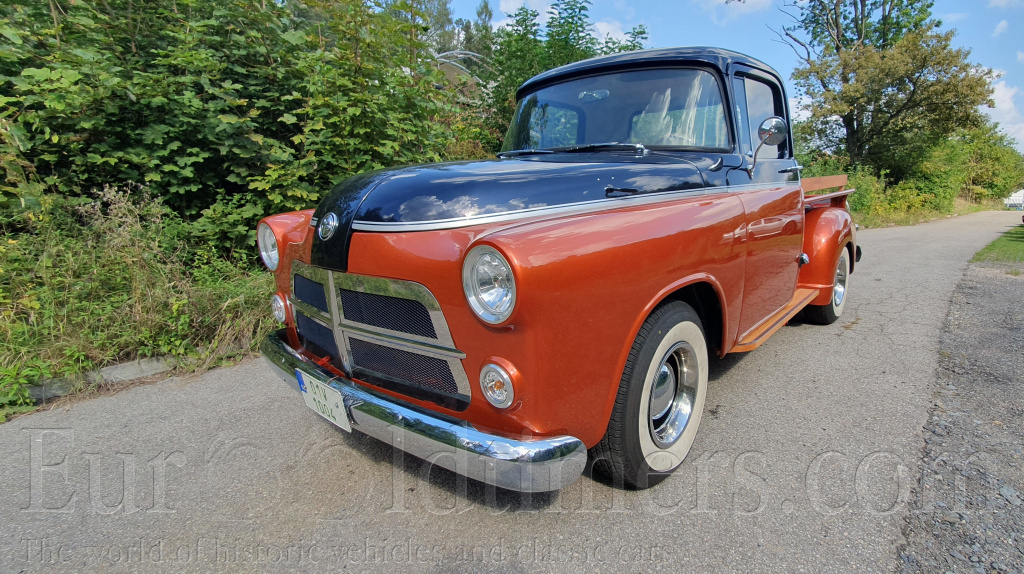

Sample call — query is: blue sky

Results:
[450,0,1024,152]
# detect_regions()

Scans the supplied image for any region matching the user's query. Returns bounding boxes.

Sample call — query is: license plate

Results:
[296,369,352,432]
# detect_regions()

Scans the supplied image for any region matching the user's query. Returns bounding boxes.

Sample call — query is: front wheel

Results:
[591,301,708,489]
[804,247,850,325]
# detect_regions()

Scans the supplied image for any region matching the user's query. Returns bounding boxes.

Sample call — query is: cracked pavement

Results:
[1,210,1020,573]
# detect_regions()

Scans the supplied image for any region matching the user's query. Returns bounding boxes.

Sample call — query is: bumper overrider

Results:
[260,329,587,492]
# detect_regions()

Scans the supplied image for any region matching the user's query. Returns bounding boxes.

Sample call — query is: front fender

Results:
[798,207,854,306]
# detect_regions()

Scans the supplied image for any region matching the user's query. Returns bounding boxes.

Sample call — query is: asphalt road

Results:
[2,210,1021,574]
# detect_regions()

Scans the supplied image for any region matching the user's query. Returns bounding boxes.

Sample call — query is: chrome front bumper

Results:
[260,330,587,492]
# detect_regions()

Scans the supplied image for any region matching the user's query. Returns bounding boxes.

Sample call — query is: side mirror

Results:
[746,116,788,177]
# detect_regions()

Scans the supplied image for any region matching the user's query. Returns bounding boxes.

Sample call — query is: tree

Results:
[783,1,992,181]
[483,6,544,140]
[422,0,458,53]
[544,0,597,69]
[458,0,494,59]
[919,122,1024,207]
[599,25,648,54]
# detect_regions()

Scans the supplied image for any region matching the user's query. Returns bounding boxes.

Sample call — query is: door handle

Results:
[778,165,804,174]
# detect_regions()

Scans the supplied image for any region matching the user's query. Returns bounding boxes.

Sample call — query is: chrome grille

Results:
[288,261,470,409]
[339,289,437,339]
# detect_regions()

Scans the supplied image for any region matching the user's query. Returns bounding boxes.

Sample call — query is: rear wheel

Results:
[804,248,850,325]
[591,301,708,489]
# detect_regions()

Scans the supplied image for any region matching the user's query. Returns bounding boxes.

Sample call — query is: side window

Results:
[527,104,580,148]
[741,76,786,159]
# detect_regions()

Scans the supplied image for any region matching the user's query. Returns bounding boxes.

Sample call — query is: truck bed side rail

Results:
[802,175,855,210]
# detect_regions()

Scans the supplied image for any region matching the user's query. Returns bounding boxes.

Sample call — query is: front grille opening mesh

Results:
[349,338,458,396]
[295,312,339,359]
[339,289,437,339]
[293,275,329,313]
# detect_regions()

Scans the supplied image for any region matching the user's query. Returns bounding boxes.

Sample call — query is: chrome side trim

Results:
[261,330,587,492]
[350,183,798,233]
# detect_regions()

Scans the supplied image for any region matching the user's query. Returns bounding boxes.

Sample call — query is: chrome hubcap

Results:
[648,342,698,448]
[833,255,848,308]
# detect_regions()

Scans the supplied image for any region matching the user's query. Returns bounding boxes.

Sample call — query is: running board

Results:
[731,288,819,353]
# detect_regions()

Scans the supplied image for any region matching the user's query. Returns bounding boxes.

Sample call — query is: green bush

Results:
[0,186,274,399]
[0,0,456,251]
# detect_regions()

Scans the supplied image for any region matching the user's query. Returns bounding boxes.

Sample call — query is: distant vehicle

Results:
[1004,189,1024,210]
[257,47,862,491]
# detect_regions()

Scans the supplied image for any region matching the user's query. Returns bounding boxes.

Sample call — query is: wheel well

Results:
[660,282,723,356]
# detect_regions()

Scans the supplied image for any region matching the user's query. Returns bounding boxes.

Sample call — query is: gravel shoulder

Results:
[898,261,1024,574]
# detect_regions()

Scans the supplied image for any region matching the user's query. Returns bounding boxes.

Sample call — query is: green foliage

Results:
[918,123,1024,207]
[0,0,455,251]
[457,0,495,59]
[792,27,992,181]
[789,0,934,51]
[0,186,274,403]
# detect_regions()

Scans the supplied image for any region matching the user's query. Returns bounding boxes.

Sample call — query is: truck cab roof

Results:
[517,46,784,100]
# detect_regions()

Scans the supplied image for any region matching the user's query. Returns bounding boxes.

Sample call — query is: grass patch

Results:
[971,223,1024,264]
[0,187,275,418]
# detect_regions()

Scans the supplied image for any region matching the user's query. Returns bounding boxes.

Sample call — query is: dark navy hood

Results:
[311,154,707,271]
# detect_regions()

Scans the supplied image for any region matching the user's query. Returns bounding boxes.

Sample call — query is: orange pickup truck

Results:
[258,47,861,491]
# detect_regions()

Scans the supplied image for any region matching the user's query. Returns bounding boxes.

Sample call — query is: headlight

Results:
[462,245,516,324]
[257,222,279,271]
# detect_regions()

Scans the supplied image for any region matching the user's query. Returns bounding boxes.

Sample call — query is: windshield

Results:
[501,68,730,153]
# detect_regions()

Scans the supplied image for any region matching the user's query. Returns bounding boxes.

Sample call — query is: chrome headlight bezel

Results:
[462,245,516,325]
[257,222,280,271]
[480,363,515,409]
[271,294,288,323]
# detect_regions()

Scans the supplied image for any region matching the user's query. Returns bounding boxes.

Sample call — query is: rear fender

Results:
[798,207,854,307]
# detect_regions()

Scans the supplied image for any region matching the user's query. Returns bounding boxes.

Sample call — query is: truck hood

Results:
[310,154,706,272]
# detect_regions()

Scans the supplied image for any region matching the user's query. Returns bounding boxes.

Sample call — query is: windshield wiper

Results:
[497,148,556,158]
[497,142,650,158]
[559,142,649,155]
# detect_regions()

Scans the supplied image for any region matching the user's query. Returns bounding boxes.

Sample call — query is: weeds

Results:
[0,186,274,411]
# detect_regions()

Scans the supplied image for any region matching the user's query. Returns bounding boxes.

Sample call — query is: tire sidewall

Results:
[830,249,850,319]
[620,304,708,482]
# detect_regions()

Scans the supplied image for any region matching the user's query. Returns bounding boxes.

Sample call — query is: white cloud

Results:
[988,0,1021,6]
[1018,51,1024,63]
[692,0,773,25]
[495,0,553,27]
[993,20,1009,37]
[789,96,811,122]
[612,0,636,21]
[594,20,628,42]
[986,81,1024,152]
[941,12,969,23]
